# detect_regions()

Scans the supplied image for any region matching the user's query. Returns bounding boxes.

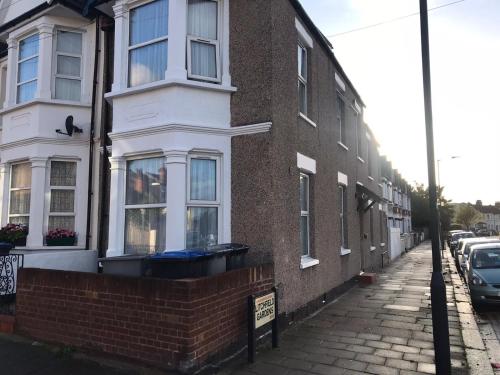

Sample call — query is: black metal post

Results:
[271,287,279,348]
[419,1,451,374]
[247,295,256,363]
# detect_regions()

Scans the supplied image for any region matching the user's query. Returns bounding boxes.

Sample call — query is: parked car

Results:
[447,230,464,248]
[449,231,475,255]
[455,237,499,275]
[465,243,500,306]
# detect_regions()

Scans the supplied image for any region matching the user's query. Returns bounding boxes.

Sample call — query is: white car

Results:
[457,237,500,276]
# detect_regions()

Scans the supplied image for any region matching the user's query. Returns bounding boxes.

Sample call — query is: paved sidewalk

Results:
[225,242,469,375]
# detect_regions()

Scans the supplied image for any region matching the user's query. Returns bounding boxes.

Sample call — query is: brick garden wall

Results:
[15,265,273,373]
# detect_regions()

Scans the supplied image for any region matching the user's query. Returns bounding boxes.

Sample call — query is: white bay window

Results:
[125,157,166,254]
[17,34,39,103]
[187,0,220,82]
[128,0,169,87]
[54,31,82,101]
[9,163,31,226]
[186,157,219,248]
[48,161,76,231]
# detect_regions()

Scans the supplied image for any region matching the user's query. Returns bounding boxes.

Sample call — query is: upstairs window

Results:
[125,157,167,254]
[187,0,220,82]
[298,43,307,115]
[17,34,39,103]
[355,111,363,159]
[55,31,82,101]
[128,0,169,87]
[48,161,77,231]
[336,94,346,145]
[367,140,373,177]
[9,163,31,226]
[187,157,219,248]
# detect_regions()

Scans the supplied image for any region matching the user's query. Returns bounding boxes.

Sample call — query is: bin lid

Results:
[206,243,249,255]
[150,249,214,261]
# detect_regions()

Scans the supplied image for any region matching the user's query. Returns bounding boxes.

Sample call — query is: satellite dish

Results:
[56,115,83,136]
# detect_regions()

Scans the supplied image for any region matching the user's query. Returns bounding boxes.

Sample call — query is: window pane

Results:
[190,159,216,201]
[190,41,217,78]
[18,57,38,83]
[126,158,166,205]
[50,161,76,186]
[128,41,168,87]
[55,78,81,101]
[188,0,217,40]
[129,0,168,46]
[298,81,306,114]
[10,216,29,226]
[19,34,39,60]
[50,190,75,213]
[300,174,308,212]
[186,207,217,248]
[298,45,307,79]
[57,31,82,54]
[17,81,37,103]
[11,163,31,188]
[300,215,309,256]
[125,207,166,254]
[48,216,75,231]
[57,55,80,77]
[9,190,30,215]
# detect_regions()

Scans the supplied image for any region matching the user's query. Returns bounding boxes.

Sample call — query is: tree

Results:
[454,204,482,230]
[411,184,454,232]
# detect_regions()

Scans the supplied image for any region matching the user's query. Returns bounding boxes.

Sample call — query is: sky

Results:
[300,0,500,205]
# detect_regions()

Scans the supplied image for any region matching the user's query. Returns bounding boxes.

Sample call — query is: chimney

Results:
[476,200,483,207]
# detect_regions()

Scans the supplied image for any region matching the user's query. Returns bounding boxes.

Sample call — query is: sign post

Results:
[247,287,278,363]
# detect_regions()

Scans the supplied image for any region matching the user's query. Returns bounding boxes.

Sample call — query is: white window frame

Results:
[127,0,169,88]
[16,33,39,104]
[300,172,310,258]
[46,160,77,233]
[124,155,167,252]
[8,161,31,225]
[298,42,308,116]
[337,92,346,146]
[339,184,349,253]
[186,0,222,83]
[53,29,83,101]
[186,154,221,246]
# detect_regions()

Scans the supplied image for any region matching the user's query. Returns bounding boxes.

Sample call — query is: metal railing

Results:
[0,254,24,298]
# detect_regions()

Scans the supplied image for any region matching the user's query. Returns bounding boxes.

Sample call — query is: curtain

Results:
[129,41,168,87]
[188,0,217,78]
[190,159,216,201]
[50,190,75,213]
[126,158,166,205]
[55,78,81,101]
[10,190,30,215]
[188,0,217,39]
[49,216,75,231]
[50,161,76,186]
[57,31,82,55]
[129,0,168,46]
[11,163,31,188]
[128,0,168,87]
[125,208,166,254]
[17,81,37,103]
[17,34,39,103]
[19,34,39,60]
[186,207,217,248]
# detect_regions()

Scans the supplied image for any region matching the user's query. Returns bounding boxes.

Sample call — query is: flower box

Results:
[46,237,76,247]
[13,237,26,247]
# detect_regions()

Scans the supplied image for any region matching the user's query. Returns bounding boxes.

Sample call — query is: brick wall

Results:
[15,265,273,373]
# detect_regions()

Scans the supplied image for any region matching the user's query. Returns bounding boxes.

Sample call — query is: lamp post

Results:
[419,1,451,374]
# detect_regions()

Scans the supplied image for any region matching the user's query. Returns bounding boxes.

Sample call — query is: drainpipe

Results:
[85,16,101,250]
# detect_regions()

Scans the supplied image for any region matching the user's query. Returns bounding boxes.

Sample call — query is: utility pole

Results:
[419,1,451,374]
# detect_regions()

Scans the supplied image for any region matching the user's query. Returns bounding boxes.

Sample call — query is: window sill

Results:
[370,246,377,252]
[298,112,317,128]
[357,156,365,163]
[337,141,348,151]
[340,248,351,256]
[368,176,374,181]
[105,78,237,101]
[300,256,319,269]
[0,98,92,115]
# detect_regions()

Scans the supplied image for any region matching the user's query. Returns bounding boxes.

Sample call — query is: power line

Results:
[327,0,466,38]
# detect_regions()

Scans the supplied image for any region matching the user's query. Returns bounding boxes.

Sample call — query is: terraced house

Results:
[0,0,412,370]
